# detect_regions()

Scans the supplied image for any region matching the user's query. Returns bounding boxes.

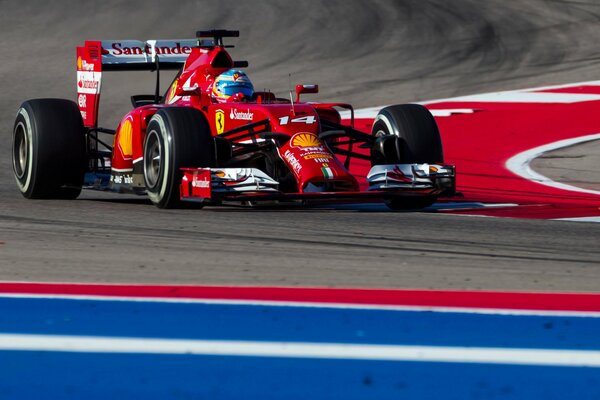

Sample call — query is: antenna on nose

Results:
[288,73,295,116]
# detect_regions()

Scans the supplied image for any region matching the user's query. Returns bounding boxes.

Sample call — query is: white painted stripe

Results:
[340,107,476,119]
[1,293,599,317]
[505,133,600,196]
[435,92,600,104]
[345,106,482,119]
[110,167,133,173]
[340,80,600,120]
[431,202,519,210]
[1,334,599,367]
[520,79,600,91]
[429,109,476,117]
[339,106,384,119]
[421,80,600,106]
[555,216,600,222]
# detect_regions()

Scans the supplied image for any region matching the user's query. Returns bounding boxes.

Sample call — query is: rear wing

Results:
[76,39,198,127]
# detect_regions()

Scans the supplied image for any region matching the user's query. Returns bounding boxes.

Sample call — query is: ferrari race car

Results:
[12,30,455,210]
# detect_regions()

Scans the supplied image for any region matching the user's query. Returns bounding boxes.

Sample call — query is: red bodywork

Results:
[77,38,363,195]
[76,32,453,204]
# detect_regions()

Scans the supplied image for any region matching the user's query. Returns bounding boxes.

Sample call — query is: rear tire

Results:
[371,104,442,211]
[12,99,86,199]
[143,107,215,208]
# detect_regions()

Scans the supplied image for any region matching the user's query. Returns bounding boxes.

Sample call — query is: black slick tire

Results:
[143,107,215,209]
[371,104,443,210]
[13,99,86,199]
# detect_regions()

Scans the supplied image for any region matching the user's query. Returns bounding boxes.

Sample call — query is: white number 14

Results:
[278,115,316,125]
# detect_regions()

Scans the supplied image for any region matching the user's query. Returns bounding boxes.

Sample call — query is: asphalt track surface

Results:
[1,0,600,290]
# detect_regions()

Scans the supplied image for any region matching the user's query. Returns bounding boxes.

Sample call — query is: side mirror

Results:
[176,83,201,96]
[295,84,319,102]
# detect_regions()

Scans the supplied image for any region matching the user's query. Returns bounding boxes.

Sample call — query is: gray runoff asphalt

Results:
[1,0,599,290]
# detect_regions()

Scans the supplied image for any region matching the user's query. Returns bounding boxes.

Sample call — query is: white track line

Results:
[421,79,600,106]
[342,80,600,119]
[505,133,600,196]
[430,92,600,104]
[1,334,599,367]
[557,216,600,222]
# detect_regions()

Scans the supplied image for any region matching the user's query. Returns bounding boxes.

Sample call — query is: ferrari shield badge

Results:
[215,109,225,134]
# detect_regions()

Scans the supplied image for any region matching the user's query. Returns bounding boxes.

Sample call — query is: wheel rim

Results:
[144,130,162,190]
[13,122,28,180]
[373,119,390,138]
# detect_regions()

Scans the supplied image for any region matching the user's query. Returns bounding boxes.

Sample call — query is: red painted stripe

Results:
[0,282,599,311]
[348,95,600,219]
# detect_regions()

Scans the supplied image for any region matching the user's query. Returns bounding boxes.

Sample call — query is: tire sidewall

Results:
[143,107,214,208]
[12,99,86,199]
[372,112,398,138]
[144,113,172,207]
[13,107,36,197]
[371,104,443,164]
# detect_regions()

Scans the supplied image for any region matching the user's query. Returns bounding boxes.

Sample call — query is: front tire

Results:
[143,107,215,208]
[371,104,443,210]
[13,99,86,199]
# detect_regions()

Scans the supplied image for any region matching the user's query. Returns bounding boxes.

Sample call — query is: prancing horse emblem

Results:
[215,109,225,134]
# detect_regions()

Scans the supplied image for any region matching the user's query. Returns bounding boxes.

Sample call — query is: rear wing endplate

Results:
[76,39,197,127]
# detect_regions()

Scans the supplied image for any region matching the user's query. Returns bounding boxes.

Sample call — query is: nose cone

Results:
[279,132,358,192]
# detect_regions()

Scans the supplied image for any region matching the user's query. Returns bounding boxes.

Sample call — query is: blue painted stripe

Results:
[1,351,599,400]
[1,297,599,349]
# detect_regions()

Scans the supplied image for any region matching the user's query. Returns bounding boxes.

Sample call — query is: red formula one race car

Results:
[12,30,455,210]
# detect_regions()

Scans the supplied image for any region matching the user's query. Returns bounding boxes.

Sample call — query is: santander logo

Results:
[108,42,192,56]
[229,108,253,121]
[77,71,101,94]
[78,80,99,90]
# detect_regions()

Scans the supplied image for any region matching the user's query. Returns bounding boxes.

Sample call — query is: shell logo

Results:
[166,79,178,103]
[291,133,321,148]
[117,119,133,157]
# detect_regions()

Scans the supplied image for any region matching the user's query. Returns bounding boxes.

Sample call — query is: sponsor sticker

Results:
[192,179,210,188]
[117,119,133,158]
[77,57,95,72]
[110,173,133,185]
[229,108,254,121]
[78,94,87,108]
[289,132,334,164]
[215,109,225,134]
[291,133,322,148]
[108,42,192,56]
[77,71,101,94]
[165,79,179,103]
[283,149,302,174]
[303,153,333,162]
[321,163,335,179]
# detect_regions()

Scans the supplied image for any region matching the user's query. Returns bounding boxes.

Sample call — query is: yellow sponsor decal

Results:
[303,153,333,160]
[77,56,82,70]
[215,109,225,134]
[118,119,133,157]
[165,79,178,103]
[291,133,321,148]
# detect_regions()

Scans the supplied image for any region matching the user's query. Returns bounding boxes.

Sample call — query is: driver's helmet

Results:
[212,69,254,103]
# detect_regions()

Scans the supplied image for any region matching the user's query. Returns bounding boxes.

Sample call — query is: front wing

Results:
[180,164,455,205]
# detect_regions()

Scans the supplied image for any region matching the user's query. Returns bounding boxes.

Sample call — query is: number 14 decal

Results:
[278,115,316,125]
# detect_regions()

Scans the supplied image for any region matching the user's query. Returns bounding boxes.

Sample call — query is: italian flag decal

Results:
[321,166,334,179]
